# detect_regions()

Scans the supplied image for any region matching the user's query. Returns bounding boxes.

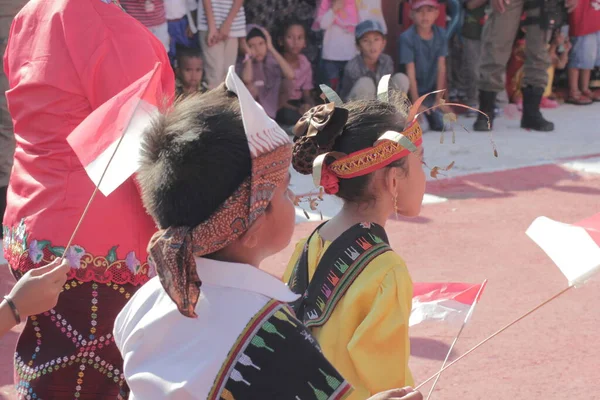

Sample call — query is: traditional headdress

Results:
[292,76,494,194]
[292,76,426,194]
[148,67,292,318]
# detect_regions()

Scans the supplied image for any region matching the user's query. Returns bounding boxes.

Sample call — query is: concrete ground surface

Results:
[2,104,600,399]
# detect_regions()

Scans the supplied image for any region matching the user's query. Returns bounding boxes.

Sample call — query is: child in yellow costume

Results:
[284,82,430,400]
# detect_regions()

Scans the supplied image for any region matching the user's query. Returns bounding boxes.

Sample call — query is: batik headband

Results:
[148,66,292,318]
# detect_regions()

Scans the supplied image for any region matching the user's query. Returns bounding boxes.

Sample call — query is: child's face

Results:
[395,146,426,217]
[178,56,203,90]
[412,6,439,30]
[248,36,268,62]
[358,32,386,62]
[282,24,306,55]
[260,173,296,255]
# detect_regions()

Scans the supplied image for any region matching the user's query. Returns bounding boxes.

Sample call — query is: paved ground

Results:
[2,104,600,399]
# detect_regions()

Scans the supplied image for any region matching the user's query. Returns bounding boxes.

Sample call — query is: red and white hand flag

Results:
[410,281,487,327]
[527,213,600,287]
[67,63,166,196]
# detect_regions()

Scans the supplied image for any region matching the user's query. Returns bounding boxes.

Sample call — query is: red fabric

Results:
[13,279,134,399]
[321,165,340,195]
[569,0,600,37]
[3,0,175,285]
[400,2,447,32]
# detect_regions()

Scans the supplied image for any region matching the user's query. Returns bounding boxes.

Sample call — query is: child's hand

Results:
[563,40,572,53]
[491,0,510,13]
[299,103,312,115]
[367,387,423,400]
[7,259,70,319]
[332,0,344,12]
[418,104,430,115]
[186,25,194,38]
[219,20,232,40]
[239,38,249,55]
[207,27,220,47]
[261,28,274,51]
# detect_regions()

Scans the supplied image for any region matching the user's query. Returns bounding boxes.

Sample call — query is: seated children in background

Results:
[284,87,424,399]
[175,47,206,98]
[276,18,315,126]
[237,25,295,119]
[339,19,409,101]
[314,0,359,89]
[399,0,447,131]
[113,66,422,400]
[165,0,198,66]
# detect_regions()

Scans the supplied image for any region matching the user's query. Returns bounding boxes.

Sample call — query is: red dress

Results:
[2,0,174,398]
[569,0,600,37]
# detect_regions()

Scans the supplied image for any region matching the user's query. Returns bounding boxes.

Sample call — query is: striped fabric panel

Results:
[120,0,166,27]
[197,0,246,36]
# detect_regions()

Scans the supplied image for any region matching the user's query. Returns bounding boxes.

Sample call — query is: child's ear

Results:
[239,215,265,250]
[383,166,398,194]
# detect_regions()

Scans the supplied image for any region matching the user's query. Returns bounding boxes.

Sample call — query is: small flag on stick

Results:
[410,282,487,327]
[526,213,600,287]
[67,63,165,196]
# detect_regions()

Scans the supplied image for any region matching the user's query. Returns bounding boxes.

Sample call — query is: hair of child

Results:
[138,85,252,229]
[275,16,309,53]
[175,46,202,67]
[246,27,267,42]
[293,91,409,204]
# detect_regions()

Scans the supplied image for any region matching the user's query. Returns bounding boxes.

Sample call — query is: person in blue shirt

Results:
[398,0,448,131]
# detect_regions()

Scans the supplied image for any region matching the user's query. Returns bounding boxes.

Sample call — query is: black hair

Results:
[275,17,308,53]
[175,46,202,69]
[294,92,409,204]
[138,85,251,229]
[246,27,266,42]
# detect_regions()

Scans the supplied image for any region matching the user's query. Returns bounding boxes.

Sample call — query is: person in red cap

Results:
[399,0,448,131]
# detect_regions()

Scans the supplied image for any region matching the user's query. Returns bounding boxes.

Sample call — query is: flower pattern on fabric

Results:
[3,219,154,286]
[125,251,141,274]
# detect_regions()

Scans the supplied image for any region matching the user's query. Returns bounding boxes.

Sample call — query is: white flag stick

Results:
[416,284,573,391]
[61,126,131,260]
[425,279,487,400]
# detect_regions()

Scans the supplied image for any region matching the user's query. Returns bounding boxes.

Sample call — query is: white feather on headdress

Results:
[225,66,290,158]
